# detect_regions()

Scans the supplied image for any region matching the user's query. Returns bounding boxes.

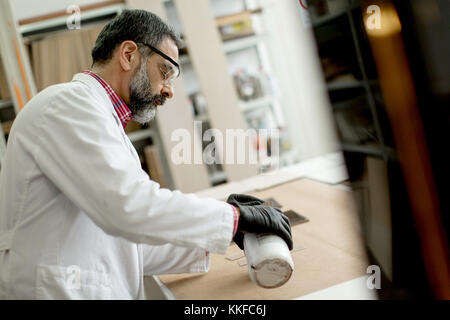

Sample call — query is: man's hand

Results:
[227,194,293,250]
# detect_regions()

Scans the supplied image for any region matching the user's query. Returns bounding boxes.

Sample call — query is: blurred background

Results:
[0,0,448,299]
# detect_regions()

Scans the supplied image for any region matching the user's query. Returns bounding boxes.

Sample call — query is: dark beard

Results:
[128,59,166,124]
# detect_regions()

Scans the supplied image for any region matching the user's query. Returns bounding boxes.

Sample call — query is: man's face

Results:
[128,38,179,124]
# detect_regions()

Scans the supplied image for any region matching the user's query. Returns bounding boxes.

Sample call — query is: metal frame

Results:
[345,0,388,161]
[309,0,390,161]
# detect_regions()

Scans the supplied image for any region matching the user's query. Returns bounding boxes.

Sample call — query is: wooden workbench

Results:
[159,178,370,299]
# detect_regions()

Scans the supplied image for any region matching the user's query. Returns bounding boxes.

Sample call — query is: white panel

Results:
[257,0,340,160]
[174,0,259,181]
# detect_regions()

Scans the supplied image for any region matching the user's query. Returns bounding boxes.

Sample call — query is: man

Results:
[0,10,292,299]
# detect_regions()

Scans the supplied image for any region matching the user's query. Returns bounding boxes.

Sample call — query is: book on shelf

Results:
[216,9,261,41]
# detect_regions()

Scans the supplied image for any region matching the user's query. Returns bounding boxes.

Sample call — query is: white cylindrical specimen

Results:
[243,233,294,288]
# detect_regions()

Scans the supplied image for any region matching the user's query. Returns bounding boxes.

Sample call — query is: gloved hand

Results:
[227,194,293,251]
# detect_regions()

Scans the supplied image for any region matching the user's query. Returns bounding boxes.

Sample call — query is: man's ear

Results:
[118,41,139,72]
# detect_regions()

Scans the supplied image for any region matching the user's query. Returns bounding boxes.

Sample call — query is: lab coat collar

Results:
[71,72,118,119]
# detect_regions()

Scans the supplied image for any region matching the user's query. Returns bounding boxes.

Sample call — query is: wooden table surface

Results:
[159,178,370,299]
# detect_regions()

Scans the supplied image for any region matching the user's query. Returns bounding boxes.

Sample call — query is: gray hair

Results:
[91,9,183,65]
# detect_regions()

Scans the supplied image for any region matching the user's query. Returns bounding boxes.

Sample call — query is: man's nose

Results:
[161,83,174,99]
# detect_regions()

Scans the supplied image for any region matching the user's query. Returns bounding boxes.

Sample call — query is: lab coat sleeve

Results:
[141,244,210,275]
[33,84,234,254]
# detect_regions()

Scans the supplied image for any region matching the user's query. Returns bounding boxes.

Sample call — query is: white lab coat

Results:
[0,73,234,299]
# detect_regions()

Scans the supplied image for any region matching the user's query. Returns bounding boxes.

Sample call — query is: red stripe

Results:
[82,70,131,128]
[230,205,239,237]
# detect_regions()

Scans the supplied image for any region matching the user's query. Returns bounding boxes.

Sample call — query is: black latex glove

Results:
[227,194,293,251]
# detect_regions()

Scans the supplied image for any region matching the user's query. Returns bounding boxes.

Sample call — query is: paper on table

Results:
[238,259,248,267]
[225,252,245,261]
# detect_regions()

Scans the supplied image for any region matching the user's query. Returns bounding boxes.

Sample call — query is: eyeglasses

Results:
[138,42,180,85]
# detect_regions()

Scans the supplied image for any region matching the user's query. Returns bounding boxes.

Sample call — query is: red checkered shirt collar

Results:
[82,70,132,129]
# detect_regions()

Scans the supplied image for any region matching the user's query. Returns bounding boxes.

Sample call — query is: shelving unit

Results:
[179,34,267,64]
[1,0,302,189]
[309,0,395,162]
[165,0,295,180]
[238,95,273,113]
[310,0,361,27]
[308,0,399,283]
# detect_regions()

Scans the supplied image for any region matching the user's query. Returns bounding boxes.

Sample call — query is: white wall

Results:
[259,0,340,160]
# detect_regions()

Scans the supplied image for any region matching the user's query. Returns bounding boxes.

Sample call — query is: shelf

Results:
[179,34,266,65]
[222,34,265,54]
[327,79,365,91]
[331,95,367,110]
[194,113,209,122]
[311,7,349,27]
[341,143,396,160]
[209,171,227,185]
[280,147,300,165]
[0,100,13,110]
[127,128,154,143]
[311,0,361,27]
[239,96,273,113]
[215,8,263,28]
[257,148,299,171]
[327,78,379,91]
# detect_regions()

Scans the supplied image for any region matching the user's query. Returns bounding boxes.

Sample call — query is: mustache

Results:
[153,95,166,106]
[139,95,166,106]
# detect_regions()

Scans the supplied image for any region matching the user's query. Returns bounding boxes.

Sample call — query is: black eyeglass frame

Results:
[138,42,180,79]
